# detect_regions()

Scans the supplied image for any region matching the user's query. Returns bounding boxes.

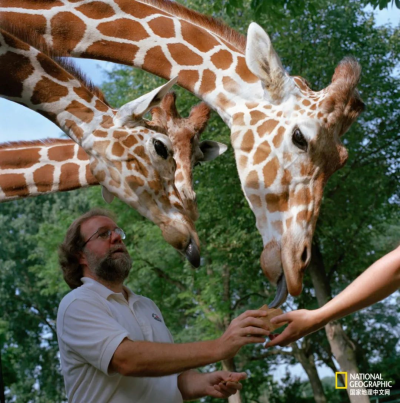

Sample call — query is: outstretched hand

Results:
[205,371,247,399]
[264,309,324,347]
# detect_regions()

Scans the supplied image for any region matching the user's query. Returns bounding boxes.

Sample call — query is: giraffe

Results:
[0,105,226,222]
[0,1,365,305]
[0,26,202,266]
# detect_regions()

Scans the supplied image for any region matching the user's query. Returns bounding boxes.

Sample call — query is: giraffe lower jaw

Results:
[268,274,288,308]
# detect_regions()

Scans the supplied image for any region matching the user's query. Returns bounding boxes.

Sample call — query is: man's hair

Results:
[58,208,116,289]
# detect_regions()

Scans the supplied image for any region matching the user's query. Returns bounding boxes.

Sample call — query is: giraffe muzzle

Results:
[184,238,200,268]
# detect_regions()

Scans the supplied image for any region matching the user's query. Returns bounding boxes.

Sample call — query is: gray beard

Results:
[86,248,132,284]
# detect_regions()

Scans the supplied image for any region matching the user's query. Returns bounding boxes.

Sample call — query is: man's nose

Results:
[110,229,123,243]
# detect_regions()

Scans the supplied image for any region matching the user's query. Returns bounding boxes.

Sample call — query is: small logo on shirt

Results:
[152,313,162,322]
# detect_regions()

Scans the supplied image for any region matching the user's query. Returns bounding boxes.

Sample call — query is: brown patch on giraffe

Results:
[238,156,247,170]
[148,180,161,192]
[83,41,139,64]
[286,217,293,229]
[100,115,114,129]
[36,53,68,82]
[175,172,184,182]
[78,147,89,160]
[222,76,240,94]
[98,19,149,42]
[93,140,110,155]
[241,130,254,153]
[263,157,279,188]
[76,2,116,19]
[231,130,241,144]
[0,147,40,169]
[31,77,69,105]
[272,221,283,235]
[93,130,108,138]
[276,111,283,117]
[310,103,317,110]
[64,119,84,140]
[253,141,271,165]
[1,1,63,8]
[180,21,219,53]
[300,162,313,176]
[246,170,259,190]
[246,102,259,109]
[51,12,85,53]
[292,187,311,206]
[293,77,310,92]
[73,87,94,104]
[96,170,106,182]
[127,175,145,190]
[122,136,139,148]
[296,210,308,224]
[211,50,233,70]
[113,131,127,139]
[216,93,235,109]
[115,0,167,18]
[86,165,97,184]
[168,43,203,66]
[257,119,279,137]
[0,173,29,197]
[37,109,58,124]
[2,30,30,51]
[110,168,120,183]
[34,165,55,193]
[250,111,267,126]
[281,170,292,186]
[143,46,172,78]
[65,100,95,123]
[263,105,272,110]
[0,53,33,97]
[265,193,289,213]
[302,99,311,106]
[59,163,80,191]
[199,69,217,94]
[273,126,285,148]
[232,113,245,126]
[49,144,74,162]
[113,161,122,171]
[178,70,199,92]
[248,194,262,209]
[95,100,109,112]
[148,16,175,38]
[236,57,258,83]
[112,142,125,157]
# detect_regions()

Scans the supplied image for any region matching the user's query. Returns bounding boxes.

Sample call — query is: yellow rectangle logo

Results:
[335,372,347,389]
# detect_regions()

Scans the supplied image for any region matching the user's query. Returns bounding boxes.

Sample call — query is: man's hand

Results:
[217,310,270,359]
[206,371,247,398]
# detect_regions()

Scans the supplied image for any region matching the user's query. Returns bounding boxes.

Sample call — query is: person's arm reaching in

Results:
[266,245,400,347]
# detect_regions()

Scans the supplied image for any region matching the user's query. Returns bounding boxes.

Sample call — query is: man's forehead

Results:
[81,216,117,236]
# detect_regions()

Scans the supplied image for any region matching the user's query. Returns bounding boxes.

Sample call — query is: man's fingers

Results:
[270,313,289,324]
[241,326,270,336]
[240,317,270,329]
[228,372,247,382]
[238,309,268,319]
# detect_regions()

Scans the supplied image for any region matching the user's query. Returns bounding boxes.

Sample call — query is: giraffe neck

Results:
[0,0,262,126]
[0,139,97,201]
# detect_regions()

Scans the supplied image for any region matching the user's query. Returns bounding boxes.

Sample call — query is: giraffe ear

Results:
[115,77,178,126]
[102,186,115,204]
[245,23,293,103]
[198,141,228,162]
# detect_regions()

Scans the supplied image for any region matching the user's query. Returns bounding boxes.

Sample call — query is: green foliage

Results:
[1,0,399,401]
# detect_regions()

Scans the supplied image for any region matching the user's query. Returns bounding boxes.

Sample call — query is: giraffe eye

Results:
[154,139,169,159]
[292,128,308,151]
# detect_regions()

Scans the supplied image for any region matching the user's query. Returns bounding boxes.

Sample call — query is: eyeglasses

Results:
[82,227,126,248]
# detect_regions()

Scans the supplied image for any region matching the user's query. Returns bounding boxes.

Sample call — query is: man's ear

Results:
[78,251,87,266]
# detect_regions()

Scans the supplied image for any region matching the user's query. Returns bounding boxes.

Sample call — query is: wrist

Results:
[312,307,330,329]
[210,338,225,362]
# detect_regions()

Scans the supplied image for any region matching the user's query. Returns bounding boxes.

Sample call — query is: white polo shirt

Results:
[57,277,183,403]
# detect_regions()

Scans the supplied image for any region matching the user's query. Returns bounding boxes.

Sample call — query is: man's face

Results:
[80,216,132,284]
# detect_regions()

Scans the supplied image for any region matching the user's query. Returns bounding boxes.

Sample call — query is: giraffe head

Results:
[149,92,227,221]
[231,23,364,303]
[0,27,201,266]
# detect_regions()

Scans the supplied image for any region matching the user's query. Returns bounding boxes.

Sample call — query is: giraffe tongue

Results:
[268,274,288,308]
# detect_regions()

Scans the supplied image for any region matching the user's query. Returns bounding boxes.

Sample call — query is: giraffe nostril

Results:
[301,246,308,263]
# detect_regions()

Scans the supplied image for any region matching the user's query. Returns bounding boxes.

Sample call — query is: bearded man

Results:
[57,209,270,403]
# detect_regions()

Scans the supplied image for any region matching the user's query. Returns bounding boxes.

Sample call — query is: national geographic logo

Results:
[335,372,394,397]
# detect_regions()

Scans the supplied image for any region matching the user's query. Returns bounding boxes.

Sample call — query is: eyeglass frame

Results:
[82,227,126,248]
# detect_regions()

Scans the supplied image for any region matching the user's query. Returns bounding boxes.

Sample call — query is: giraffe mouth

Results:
[268,273,288,308]
[184,238,200,268]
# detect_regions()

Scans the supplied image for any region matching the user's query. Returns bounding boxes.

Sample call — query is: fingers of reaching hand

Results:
[214,381,242,397]
[238,310,268,320]
[240,316,270,330]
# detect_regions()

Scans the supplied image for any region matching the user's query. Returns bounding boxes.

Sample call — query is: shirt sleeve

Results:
[59,297,129,375]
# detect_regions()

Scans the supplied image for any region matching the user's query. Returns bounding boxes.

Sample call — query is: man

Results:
[57,209,270,402]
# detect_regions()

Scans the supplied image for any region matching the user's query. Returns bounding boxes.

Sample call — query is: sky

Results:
[0,6,399,144]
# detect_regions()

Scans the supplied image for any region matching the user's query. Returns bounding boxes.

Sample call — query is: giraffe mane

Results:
[0,138,73,150]
[0,22,109,105]
[140,0,247,53]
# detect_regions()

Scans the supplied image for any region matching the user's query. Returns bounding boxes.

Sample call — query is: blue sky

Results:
[0,6,399,144]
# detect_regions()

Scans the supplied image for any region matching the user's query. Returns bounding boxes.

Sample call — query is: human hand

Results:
[264,309,324,347]
[204,371,247,399]
[218,310,270,359]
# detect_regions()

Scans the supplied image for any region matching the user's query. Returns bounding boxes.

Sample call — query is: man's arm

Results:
[109,309,269,376]
[266,245,400,347]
